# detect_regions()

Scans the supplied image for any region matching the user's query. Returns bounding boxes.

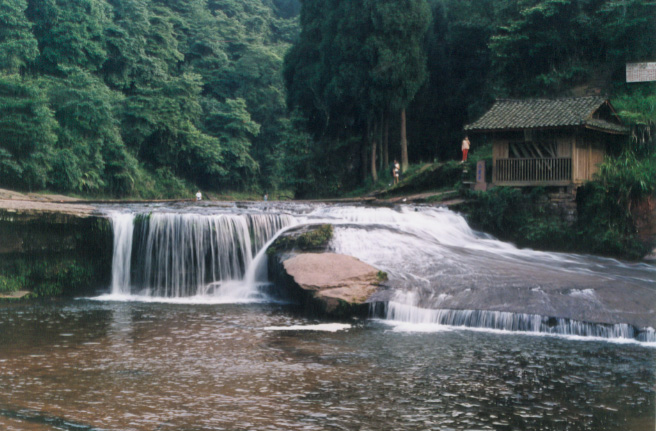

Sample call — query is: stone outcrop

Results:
[267,224,385,318]
[0,206,113,298]
[283,253,381,315]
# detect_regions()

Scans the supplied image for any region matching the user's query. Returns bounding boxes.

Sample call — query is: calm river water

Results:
[0,300,653,431]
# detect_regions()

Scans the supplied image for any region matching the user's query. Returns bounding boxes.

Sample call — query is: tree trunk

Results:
[361,131,368,183]
[400,109,408,172]
[378,112,384,172]
[383,112,389,171]
[371,121,378,182]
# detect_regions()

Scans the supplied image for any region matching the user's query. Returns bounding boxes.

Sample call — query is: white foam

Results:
[90,292,268,305]
[568,289,597,298]
[377,319,656,348]
[264,323,351,332]
[385,321,453,333]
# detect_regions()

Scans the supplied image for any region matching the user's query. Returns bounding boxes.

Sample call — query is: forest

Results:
[0,0,654,198]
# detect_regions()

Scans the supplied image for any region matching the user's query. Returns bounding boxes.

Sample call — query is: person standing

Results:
[196,190,202,201]
[393,160,400,185]
[461,136,470,162]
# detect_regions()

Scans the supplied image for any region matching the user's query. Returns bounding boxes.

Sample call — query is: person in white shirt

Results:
[461,136,470,162]
[393,160,400,185]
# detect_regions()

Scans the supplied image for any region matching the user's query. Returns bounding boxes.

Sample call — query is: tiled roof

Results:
[584,118,629,134]
[465,96,628,134]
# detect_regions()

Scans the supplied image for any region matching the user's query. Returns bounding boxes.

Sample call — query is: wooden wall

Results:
[491,128,608,185]
[572,132,606,184]
[492,139,508,160]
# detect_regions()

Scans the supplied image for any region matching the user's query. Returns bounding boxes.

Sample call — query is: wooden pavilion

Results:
[464,96,628,188]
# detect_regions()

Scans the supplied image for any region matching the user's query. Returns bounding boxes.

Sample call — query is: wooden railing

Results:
[495,158,571,184]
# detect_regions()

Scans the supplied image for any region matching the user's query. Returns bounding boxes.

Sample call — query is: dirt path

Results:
[0,290,30,299]
[0,188,96,216]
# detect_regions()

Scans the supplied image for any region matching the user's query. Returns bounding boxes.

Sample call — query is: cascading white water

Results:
[382,301,656,342]
[314,205,656,343]
[107,209,295,300]
[110,212,135,295]
[134,213,253,297]
[103,203,656,342]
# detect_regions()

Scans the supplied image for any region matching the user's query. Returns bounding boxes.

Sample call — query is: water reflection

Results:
[0,301,653,430]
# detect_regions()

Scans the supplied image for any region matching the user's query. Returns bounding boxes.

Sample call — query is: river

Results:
[0,201,654,430]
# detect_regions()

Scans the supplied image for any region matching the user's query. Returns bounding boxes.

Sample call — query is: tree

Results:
[489,0,656,96]
[0,74,57,190]
[366,0,431,172]
[285,0,430,184]
[406,0,496,162]
[119,62,241,191]
[27,0,110,73]
[202,97,260,187]
[102,0,153,90]
[0,0,39,74]
[44,68,138,194]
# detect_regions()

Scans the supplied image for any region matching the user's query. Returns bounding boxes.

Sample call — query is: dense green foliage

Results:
[0,257,104,297]
[286,0,655,190]
[466,175,652,260]
[465,187,575,251]
[284,0,431,194]
[0,0,653,199]
[0,0,301,196]
[410,0,656,162]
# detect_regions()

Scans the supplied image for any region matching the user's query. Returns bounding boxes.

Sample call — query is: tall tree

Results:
[45,68,137,194]
[489,0,656,96]
[366,0,431,172]
[202,97,260,187]
[102,0,153,90]
[285,0,430,183]
[0,0,39,74]
[0,75,57,190]
[27,0,110,73]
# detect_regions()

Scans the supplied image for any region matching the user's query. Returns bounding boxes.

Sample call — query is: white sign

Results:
[626,62,656,83]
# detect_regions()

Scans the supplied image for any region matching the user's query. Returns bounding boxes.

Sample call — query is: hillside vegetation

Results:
[0,0,654,200]
[1,0,300,197]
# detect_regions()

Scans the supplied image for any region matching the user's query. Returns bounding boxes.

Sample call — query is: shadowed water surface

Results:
[0,301,653,430]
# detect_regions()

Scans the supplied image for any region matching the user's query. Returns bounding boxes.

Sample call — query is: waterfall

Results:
[101,203,656,343]
[109,210,294,299]
[110,213,135,295]
[378,301,656,343]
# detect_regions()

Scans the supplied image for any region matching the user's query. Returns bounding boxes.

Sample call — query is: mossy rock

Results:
[267,224,333,256]
[0,213,113,298]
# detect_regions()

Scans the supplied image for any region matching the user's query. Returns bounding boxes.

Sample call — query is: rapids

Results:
[101,201,656,343]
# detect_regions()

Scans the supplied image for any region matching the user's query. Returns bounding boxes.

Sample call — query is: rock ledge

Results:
[284,253,381,305]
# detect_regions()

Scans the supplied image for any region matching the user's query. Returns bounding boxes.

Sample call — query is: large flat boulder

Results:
[284,253,381,307]
[267,225,385,317]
